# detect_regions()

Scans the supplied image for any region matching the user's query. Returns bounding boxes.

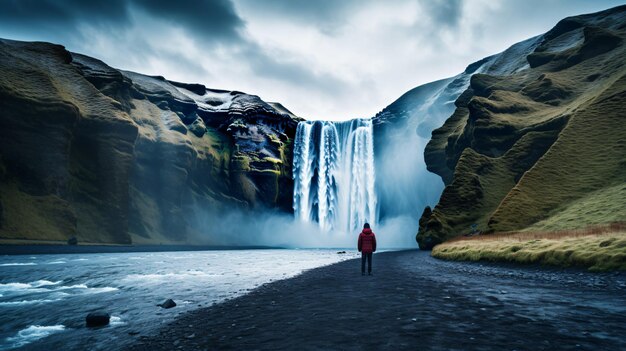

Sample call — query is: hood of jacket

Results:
[361,228,373,235]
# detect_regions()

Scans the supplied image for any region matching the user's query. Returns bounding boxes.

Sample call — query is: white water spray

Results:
[293,119,378,233]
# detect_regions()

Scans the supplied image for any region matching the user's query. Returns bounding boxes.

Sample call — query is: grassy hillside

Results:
[432,223,626,271]
[417,6,626,249]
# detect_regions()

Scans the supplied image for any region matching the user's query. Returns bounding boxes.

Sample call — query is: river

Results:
[0,249,358,350]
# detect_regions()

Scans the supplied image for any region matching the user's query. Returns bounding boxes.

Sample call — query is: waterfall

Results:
[293,119,378,233]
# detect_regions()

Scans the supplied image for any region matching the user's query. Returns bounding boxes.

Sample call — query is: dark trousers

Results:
[361,252,373,273]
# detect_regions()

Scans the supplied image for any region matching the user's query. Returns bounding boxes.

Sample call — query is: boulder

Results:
[86,312,110,327]
[158,299,176,309]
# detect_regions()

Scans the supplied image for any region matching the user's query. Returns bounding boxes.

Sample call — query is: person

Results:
[357,223,376,275]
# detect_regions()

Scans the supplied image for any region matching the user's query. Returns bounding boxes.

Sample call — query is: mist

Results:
[376,132,445,221]
[188,206,419,249]
[374,73,468,227]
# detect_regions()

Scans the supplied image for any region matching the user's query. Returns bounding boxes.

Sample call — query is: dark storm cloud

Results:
[0,0,346,96]
[0,0,131,29]
[0,0,465,40]
[0,0,244,43]
[131,0,244,41]
[236,0,362,35]
[422,0,463,28]
[237,0,466,35]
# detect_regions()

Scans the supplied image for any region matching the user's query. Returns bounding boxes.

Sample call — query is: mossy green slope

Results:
[418,6,626,249]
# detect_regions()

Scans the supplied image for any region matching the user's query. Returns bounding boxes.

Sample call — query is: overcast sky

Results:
[0,0,623,120]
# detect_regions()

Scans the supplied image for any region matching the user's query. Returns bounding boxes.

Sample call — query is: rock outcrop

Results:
[0,39,299,244]
[415,5,626,249]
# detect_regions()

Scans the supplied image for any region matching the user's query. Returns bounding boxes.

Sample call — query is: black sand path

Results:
[127,250,626,351]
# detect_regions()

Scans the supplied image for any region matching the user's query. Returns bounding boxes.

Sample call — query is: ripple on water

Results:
[0,263,37,267]
[2,325,66,349]
[124,271,221,282]
[0,280,61,292]
[55,284,119,293]
[0,299,63,306]
[0,280,118,308]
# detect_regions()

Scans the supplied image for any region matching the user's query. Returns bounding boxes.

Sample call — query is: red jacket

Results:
[358,228,377,253]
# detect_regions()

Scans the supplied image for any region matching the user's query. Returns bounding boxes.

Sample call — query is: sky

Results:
[0,0,623,120]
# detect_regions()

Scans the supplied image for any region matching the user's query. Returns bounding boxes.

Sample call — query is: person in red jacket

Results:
[357,223,376,275]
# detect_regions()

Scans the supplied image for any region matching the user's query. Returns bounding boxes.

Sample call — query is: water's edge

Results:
[0,245,284,256]
[1,249,359,350]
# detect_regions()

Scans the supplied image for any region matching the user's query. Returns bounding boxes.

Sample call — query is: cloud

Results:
[241,42,350,98]
[234,0,362,35]
[0,0,244,44]
[131,0,244,42]
[422,0,463,29]
[0,0,130,31]
[0,0,624,120]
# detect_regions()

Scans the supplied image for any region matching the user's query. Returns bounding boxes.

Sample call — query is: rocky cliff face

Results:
[373,19,542,223]
[416,5,626,249]
[0,39,299,244]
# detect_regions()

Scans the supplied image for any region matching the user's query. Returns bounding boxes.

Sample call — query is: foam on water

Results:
[30,280,62,287]
[3,325,66,349]
[0,263,37,267]
[0,280,119,310]
[0,299,62,306]
[55,284,118,293]
[0,282,32,291]
[109,316,125,327]
[0,280,61,292]
[46,261,66,265]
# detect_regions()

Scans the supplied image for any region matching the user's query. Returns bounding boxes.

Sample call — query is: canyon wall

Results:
[0,39,299,244]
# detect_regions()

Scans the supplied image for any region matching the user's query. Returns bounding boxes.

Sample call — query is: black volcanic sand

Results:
[127,250,626,351]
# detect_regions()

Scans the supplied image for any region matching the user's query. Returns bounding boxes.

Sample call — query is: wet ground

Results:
[127,250,626,351]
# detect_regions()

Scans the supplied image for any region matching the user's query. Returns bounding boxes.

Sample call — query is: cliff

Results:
[416,5,626,249]
[373,19,542,222]
[0,39,299,245]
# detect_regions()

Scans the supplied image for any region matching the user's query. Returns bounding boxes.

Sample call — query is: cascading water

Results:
[293,119,378,233]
